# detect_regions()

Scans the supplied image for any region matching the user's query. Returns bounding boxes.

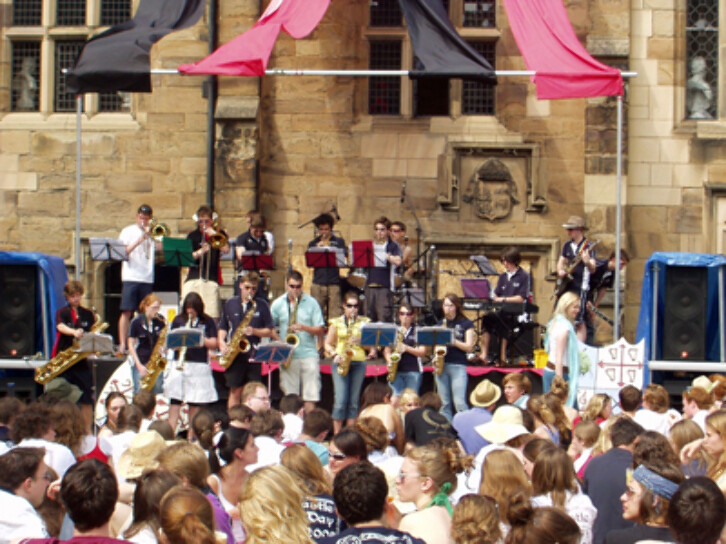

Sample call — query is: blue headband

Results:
[632,465,679,500]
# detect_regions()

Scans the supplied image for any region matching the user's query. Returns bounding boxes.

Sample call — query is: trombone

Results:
[148,218,169,241]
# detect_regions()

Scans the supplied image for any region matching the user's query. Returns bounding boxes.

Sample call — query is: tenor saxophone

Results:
[283,296,301,370]
[140,318,169,392]
[431,319,447,375]
[387,326,405,383]
[337,317,357,377]
[35,313,108,385]
[219,299,256,369]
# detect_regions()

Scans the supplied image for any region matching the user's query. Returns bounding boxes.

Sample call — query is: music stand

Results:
[78,333,115,354]
[240,251,274,270]
[166,328,204,350]
[162,238,195,267]
[306,247,346,268]
[351,241,374,268]
[90,238,127,262]
[360,322,398,347]
[401,288,426,308]
[254,341,294,364]
[416,327,453,346]
[470,255,498,276]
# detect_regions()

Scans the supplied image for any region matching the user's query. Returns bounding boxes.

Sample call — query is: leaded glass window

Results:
[463,0,496,28]
[11,42,41,112]
[686,0,718,119]
[12,0,42,25]
[369,41,402,115]
[462,41,496,115]
[55,41,85,112]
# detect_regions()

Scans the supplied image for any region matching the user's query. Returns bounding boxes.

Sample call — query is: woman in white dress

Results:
[164,292,218,432]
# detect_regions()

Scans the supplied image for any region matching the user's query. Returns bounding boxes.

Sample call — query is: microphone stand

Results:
[297,202,340,229]
[401,181,433,306]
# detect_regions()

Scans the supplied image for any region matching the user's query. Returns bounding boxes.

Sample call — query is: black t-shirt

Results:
[494,267,530,298]
[185,229,223,282]
[604,524,673,544]
[170,314,217,363]
[366,239,402,288]
[561,238,597,293]
[319,526,425,544]
[404,407,457,446]
[308,235,347,285]
[441,316,473,365]
[128,315,166,365]
[397,326,419,373]
[304,493,343,542]
[54,305,95,354]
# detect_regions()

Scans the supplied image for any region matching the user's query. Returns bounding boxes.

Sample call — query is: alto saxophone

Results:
[140,318,169,392]
[432,319,447,375]
[337,317,358,377]
[35,313,108,385]
[284,296,301,346]
[175,315,193,371]
[387,326,405,383]
[219,299,256,369]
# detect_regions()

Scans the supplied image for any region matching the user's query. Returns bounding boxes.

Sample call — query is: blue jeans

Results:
[391,371,423,397]
[131,361,163,395]
[435,364,469,421]
[331,361,367,421]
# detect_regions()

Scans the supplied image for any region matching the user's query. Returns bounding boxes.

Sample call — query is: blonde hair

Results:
[706,410,726,481]
[407,443,473,497]
[451,494,501,544]
[355,416,389,453]
[553,292,579,322]
[156,442,209,490]
[159,485,216,544]
[643,384,669,414]
[479,449,531,521]
[527,395,555,426]
[280,444,331,496]
[574,420,600,448]
[581,394,611,422]
[239,466,313,544]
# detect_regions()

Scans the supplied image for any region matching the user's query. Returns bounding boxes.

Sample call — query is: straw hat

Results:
[474,405,529,444]
[117,431,166,480]
[469,379,501,408]
[562,215,587,230]
[692,375,714,393]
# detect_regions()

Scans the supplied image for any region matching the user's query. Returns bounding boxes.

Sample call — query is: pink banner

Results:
[502,0,622,99]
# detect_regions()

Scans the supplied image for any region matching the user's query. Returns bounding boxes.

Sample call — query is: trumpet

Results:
[148,218,169,241]
[208,219,228,250]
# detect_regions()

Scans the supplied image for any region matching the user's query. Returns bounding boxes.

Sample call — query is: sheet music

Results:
[373,244,388,268]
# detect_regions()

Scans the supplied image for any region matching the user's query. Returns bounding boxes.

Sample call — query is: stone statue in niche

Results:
[462,158,520,221]
[687,56,713,120]
[13,57,38,111]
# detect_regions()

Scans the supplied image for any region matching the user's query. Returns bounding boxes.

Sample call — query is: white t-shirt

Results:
[120,223,155,283]
[16,438,76,479]
[0,489,49,540]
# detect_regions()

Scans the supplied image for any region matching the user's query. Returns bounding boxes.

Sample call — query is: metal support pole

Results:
[614,95,623,342]
[75,95,82,280]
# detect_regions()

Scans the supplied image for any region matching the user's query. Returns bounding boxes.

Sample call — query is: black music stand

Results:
[89,238,127,262]
[78,333,114,354]
[470,255,498,276]
[162,238,195,267]
[240,251,274,270]
[254,341,295,391]
[416,327,453,346]
[401,288,426,308]
[360,323,398,348]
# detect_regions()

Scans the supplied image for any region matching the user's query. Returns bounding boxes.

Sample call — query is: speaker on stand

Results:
[662,267,707,361]
[0,265,37,358]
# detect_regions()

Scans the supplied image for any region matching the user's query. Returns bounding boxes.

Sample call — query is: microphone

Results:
[401,181,407,203]
[331,204,340,221]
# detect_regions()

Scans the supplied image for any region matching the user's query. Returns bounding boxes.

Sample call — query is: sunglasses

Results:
[399,311,413,316]
[328,451,347,461]
[288,284,302,289]
[345,303,359,308]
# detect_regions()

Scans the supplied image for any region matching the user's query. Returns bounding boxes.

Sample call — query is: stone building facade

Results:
[0,0,723,346]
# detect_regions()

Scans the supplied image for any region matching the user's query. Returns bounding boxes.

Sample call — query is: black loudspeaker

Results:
[0,265,37,358]
[663,267,707,360]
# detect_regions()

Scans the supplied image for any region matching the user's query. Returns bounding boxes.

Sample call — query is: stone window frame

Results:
[363,0,500,119]
[2,0,133,122]
[676,0,726,139]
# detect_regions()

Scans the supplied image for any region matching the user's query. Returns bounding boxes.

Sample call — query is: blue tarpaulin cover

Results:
[0,251,68,357]
[636,252,726,363]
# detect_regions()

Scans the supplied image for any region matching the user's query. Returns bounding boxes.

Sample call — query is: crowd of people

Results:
[2,373,726,544]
